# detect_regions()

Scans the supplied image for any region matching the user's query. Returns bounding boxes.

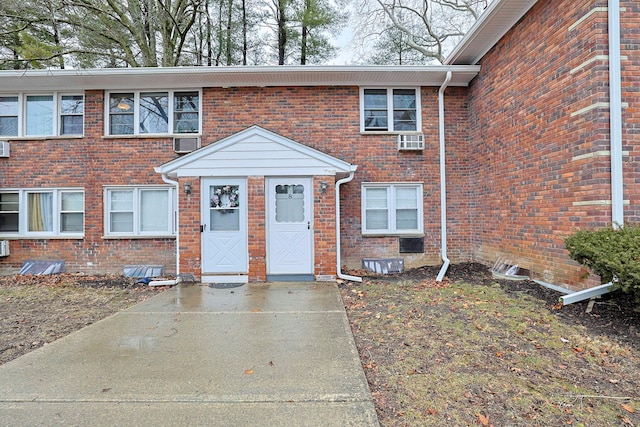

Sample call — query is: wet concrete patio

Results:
[0,282,379,426]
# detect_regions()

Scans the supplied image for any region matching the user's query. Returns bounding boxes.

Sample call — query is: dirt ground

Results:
[0,273,164,365]
[1,264,639,426]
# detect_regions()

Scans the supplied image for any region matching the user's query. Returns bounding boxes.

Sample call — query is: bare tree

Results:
[354,0,487,64]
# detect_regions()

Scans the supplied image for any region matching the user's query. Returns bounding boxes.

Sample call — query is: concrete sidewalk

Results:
[0,282,379,426]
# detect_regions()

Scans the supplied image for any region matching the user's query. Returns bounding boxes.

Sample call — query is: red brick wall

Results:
[0,85,457,278]
[464,0,613,289]
[0,90,177,275]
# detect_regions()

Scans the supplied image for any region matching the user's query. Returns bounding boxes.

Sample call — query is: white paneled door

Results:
[267,178,313,276]
[201,178,247,274]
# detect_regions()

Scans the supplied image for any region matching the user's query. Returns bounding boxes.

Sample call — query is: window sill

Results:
[360,131,422,135]
[102,134,200,139]
[0,235,84,240]
[0,135,84,141]
[102,235,176,240]
[362,232,424,238]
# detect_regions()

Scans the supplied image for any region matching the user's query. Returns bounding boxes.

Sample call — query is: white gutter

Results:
[160,173,180,279]
[336,170,362,283]
[436,71,453,282]
[609,0,624,228]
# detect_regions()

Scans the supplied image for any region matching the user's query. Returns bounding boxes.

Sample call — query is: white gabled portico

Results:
[155,125,357,283]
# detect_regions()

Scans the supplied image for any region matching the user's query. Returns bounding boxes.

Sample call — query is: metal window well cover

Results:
[123,265,165,278]
[19,260,66,275]
[362,258,405,274]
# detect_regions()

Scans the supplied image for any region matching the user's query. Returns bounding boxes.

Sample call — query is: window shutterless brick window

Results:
[360,88,420,132]
[0,94,84,137]
[104,187,176,237]
[107,90,200,136]
[0,189,84,237]
[361,183,423,235]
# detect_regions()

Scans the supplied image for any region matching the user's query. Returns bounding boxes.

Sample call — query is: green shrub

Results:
[565,224,640,301]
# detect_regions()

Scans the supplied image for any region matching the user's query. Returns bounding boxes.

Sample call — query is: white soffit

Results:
[445,0,539,65]
[0,65,479,92]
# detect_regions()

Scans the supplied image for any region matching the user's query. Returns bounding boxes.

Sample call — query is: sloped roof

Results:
[0,65,479,91]
[445,0,539,65]
[155,125,356,179]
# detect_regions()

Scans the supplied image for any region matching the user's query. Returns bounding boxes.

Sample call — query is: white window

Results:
[360,88,420,132]
[0,93,84,137]
[107,90,200,136]
[0,189,84,237]
[105,187,176,236]
[362,183,423,235]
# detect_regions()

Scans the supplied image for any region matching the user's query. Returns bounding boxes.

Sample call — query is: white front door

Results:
[201,178,247,274]
[267,178,313,276]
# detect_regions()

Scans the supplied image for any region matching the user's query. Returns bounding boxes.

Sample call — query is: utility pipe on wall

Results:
[608,0,624,228]
[336,170,362,283]
[436,71,453,282]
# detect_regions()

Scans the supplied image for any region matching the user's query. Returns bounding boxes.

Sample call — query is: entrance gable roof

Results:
[155,126,357,178]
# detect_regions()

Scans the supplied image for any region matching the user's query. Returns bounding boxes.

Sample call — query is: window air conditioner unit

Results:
[397,134,424,151]
[0,240,9,257]
[173,137,200,154]
[0,141,9,158]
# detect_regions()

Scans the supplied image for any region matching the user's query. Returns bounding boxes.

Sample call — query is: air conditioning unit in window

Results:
[0,141,9,158]
[173,137,200,154]
[0,240,9,257]
[397,134,424,151]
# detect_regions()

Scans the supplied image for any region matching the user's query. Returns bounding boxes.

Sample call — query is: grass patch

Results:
[341,276,640,426]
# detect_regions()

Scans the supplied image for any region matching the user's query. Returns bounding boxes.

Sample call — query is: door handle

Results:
[200,224,206,232]
[307,221,310,230]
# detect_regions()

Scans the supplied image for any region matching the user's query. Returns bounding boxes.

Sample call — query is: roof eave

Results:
[445,0,539,65]
[0,65,480,92]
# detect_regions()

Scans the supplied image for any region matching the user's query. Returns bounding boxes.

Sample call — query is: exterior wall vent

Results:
[0,240,9,257]
[0,141,10,158]
[173,137,200,154]
[397,134,424,151]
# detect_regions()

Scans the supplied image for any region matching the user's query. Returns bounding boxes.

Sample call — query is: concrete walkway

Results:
[0,282,379,426]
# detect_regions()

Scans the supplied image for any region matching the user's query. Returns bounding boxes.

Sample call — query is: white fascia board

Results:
[0,65,480,92]
[445,0,539,65]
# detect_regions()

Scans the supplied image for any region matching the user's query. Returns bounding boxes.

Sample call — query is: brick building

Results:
[0,0,635,291]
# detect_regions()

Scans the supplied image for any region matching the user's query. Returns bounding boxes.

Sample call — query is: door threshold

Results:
[266,274,315,282]
[201,275,248,284]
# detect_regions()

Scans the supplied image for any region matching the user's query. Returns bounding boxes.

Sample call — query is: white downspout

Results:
[608,0,624,228]
[336,170,362,283]
[559,1,622,305]
[436,71,453,282]
[161,174,180,276]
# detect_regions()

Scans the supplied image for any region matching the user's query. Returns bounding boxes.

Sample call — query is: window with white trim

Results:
[360,88,420,132]
[0,94,84,137]
[0,189,84,237]
[105,187,176,236]
[107,90,200,136]
[362,183,423,235]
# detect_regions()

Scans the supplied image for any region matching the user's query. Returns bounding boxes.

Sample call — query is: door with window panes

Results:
[267,178,313,276]
[201,179,247,274]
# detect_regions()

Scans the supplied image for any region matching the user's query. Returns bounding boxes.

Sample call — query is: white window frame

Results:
[0,188,85,238]
[105,90,202,136]
[361,183,423,236]
[360,87,421,133]
[104,186,176,237]
[0,93,84,138]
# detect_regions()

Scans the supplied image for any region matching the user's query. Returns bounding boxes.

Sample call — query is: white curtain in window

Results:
[28,192,53,232]
[365,187,388,230]
[140,190,168,232]
[395,187,418,230]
